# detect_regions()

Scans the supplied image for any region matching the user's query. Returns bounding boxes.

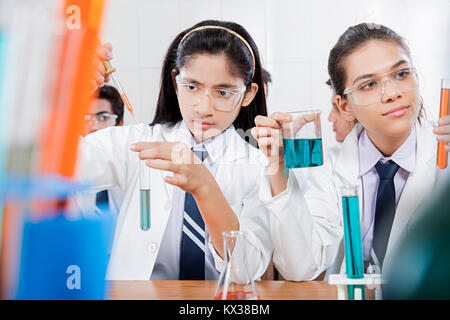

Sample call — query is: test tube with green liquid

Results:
[139,132,151,231]
[340,185,365,300]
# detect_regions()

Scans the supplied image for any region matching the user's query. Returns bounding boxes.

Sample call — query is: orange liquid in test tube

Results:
[437,80,450,169]
[121,92,135,116]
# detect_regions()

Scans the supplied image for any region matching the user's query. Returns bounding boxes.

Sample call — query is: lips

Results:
[383,106,409,117]
[194,120,214,129]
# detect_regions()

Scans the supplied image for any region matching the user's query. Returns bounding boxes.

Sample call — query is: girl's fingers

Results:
[438,115,450,126]
[434,124,450,135]
[270,112,292,123]
[163,174,188,188]
[93,69,105,87]
[95,42,113,61]
[257,136,278,149]
[254,115,280,129]
[437,135,450,143]
[131,142,190,162]
[251,127,280,140]
[145,159,181,173]
[130,142,154,152]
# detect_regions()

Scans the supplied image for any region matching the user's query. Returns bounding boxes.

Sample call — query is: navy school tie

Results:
[96,190,109,208]
[179,149,208,280]
[373,160,399,267]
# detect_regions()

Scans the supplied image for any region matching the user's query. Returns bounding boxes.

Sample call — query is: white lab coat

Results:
[259,156,343,281]
[75,122,273,280]
[324,120,450,276]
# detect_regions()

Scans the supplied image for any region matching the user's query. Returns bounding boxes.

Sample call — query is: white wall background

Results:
[100,0,450,146]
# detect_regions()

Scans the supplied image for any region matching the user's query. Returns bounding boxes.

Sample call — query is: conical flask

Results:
[214,231,259,300]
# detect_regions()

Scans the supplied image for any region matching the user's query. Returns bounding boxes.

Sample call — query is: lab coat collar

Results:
[159,120,248,163]
[333,123,363,186]
[358,126,417,176]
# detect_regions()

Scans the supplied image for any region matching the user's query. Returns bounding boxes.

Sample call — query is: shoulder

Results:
[83,123,151,145]
[326,125,360,167]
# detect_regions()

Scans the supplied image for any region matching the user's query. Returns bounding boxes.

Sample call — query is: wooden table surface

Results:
[108,280,367,300]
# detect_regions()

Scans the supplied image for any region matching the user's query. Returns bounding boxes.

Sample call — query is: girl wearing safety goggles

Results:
[252,23,450,281]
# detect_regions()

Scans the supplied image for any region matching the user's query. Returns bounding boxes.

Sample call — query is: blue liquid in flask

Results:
[282,138,323,168]
[140,189,151,231]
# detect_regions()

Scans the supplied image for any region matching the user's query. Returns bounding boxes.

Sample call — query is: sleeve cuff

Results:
[258,171,301,218]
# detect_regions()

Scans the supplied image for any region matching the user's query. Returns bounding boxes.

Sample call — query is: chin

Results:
[381,119,416,139]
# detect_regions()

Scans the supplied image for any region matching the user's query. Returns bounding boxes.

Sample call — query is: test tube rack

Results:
[328,273,384,300]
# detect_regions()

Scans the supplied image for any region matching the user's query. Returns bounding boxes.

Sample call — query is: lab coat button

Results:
[148,242,158,253]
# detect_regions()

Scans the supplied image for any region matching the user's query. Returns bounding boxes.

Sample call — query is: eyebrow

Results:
[94,111,112,116]
[352,59,409,84]
[179,77,240,89]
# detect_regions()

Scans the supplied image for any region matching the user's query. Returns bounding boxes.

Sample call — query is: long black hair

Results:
[150,20,267,133]
[328,23,424,120]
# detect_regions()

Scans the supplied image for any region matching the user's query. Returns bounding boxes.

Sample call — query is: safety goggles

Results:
[343,67,419,106]
[84,112,118,129]
[175,75,247,112]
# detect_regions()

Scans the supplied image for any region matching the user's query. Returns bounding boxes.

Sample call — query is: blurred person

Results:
[84,85,124,135]
[326,79,354,142]
[84,85,125,217]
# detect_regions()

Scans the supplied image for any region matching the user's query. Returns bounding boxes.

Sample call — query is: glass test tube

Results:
[437,79,450,169]
[139,131,151,231]
[340,185,365,300]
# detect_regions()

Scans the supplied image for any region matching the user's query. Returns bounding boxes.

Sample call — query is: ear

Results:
[171,69,178,94]
[336,95,356,122]
[241,82,259,107]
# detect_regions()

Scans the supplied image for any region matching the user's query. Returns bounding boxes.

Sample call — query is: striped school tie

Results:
[179,149,208,280]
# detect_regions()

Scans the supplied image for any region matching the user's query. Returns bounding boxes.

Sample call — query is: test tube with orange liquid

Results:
[102,60,138,125]
[437,79,450,169]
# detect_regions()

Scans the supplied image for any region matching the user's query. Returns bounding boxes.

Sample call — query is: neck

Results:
[365,128,412,157]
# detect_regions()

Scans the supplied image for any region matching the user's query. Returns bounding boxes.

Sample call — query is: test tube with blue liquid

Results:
[139,129,151,231]
[340,185,365,300]
[103,58,151,231]
[281,110,323,169]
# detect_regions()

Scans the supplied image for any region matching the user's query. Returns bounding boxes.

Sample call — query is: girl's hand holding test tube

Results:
[434,115,450,152]
[130,141,239,258]
[130,142,216,198]
[91,42,113,91]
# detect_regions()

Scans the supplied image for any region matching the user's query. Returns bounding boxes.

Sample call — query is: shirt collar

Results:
[358,126,416,176]
[180,120,233,163]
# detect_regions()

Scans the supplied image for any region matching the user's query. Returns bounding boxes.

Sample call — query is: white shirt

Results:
[358,127,416,263]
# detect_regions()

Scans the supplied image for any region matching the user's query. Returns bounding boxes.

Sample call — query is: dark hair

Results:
[328,23,424,120]
[325,79,332,87]
[150,20,267,133]
[94,85,124,125]
[262,68,272,85]
[328,23,411,96]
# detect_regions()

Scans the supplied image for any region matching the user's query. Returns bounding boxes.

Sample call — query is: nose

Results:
[328,109,336,123]
[381,79,402,103]
[194,94,215,116]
